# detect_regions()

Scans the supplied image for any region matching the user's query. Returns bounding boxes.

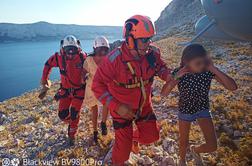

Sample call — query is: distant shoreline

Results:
[0,37,122,44]
[0,21,122,43]
[0,80,60,103]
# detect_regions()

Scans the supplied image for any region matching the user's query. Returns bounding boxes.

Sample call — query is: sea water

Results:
[0,39,117,101]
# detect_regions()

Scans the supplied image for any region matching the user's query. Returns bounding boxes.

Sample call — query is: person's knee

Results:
[70,107,79,121]
[58,109,69,120]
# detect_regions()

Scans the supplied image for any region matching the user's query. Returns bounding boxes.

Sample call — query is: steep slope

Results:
[155,0,204,39]
[0,37,251,166]
[0,0,252,165]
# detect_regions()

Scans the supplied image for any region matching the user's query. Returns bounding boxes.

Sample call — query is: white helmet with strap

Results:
[93,36,110,49]
[61,35,80,48]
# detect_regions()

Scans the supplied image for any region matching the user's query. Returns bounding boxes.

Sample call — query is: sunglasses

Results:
[63,46,78,55]
[139,37,152,43]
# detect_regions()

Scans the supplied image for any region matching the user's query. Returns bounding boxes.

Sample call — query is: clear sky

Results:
[0,0,172,26]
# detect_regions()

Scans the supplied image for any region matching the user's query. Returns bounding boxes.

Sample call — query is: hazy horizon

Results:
[0,0,172,26]
[0,21,123,27]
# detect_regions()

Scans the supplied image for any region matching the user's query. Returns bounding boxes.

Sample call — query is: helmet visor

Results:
[63,46,78,55]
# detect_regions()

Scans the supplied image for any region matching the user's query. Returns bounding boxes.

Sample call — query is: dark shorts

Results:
[178,109,212,122]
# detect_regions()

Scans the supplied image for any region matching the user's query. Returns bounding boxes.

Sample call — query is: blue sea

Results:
[0,39,119,101]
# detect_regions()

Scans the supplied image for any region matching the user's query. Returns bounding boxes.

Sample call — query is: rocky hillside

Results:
[0,37,251,166]
[155,0,204,39]
[0,22,122,43]
[0,0,252,165]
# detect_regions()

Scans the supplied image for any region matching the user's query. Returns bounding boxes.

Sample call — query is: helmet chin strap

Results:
[133,39,150,56]
[134,39,147,57]
[127,38,149,56]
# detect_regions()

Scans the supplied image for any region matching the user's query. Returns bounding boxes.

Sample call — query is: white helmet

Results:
[61,35,80,48]
[93,36,110,49]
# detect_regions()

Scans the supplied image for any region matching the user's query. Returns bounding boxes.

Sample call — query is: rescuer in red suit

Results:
[39,35,87,146]
[92,15,174,165]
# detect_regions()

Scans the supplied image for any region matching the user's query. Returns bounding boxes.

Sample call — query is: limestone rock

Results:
[161,156,176,166]
[222,125,233,136]
[0,111,12,125]
[142,155,154,165]
[234,130,242,137]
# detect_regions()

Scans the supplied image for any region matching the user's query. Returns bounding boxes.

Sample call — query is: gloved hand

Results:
[38,80,51,99]
[116,104,135,120]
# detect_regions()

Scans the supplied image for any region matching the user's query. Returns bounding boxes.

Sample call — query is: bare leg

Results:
[101,105,108,135]
[194,118,217,153]
[101,105,109,122]
[179,120,191,161]
[91,105,98,131]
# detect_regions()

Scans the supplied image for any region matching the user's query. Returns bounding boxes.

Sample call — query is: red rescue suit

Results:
[92,42,172,164]
[41,51,87,138]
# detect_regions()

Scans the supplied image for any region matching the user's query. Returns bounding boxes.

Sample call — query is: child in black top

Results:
[161,44,237,166]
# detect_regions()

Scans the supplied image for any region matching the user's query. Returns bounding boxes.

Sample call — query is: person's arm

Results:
[153,47,190,95]
[82,57,89,83]
[39,53,59,99]
[92,52,135,119]
[92,58,120,110]
[208,65,238,91]
[161,80,177,96]
[161,66,189,96]
[41,53,59,83]
[154,50,173,82]
[83,57,89,72]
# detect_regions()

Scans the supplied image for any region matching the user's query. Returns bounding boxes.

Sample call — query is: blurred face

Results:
[63,46,78,59]
[187,56,208,73]
[94,46,109,63]
[136,37,152,56]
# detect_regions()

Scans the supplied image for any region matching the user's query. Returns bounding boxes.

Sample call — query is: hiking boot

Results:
[93,131,98,143]
[131,141,140,154]
[69,137,75,146]
[100,121,108,135]
[67,125,75,146]
[190,145,204,166]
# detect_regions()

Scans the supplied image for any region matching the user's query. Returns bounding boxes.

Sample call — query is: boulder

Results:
[0,111,12,125]
[162,138,176,151]
[142,155,154,165]
[161,156,176,166]
[222,125,233,136]
[233,130,242,137]
[21,117,35,124]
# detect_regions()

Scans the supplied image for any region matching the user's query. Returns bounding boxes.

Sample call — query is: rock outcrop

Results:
[109,40,123,51]
[0,0,252,165]
[0,37,251,166]
[155,0,204,39]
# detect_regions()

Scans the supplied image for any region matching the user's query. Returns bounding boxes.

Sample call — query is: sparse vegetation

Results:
[0,37,251,165]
